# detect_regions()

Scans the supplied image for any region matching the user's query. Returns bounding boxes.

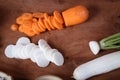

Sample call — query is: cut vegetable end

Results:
[16,37,30,45]
[89,41,100,55]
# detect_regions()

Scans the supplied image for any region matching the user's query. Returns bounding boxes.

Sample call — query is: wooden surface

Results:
[0,0,120,80]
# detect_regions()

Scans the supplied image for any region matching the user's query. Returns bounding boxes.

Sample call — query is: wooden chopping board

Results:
[0,0,120,80]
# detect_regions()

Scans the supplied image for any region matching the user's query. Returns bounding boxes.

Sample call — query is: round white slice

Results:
[5,45,14,58]
[30,47,39,62]
[29,46,39,62]
[16,37,30,45]
[36,75,63,80]
[24,43,36,58]
[89,41,100,55]
[13,45,23,59]
[43,49,56,61]
[35,50,50,67]
[51,49,64,66]
[19,46,28,59]
[38,39,51,50]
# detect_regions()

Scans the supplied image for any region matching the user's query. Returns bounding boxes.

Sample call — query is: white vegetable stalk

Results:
[0,71,12,80]
[73,51,120,80]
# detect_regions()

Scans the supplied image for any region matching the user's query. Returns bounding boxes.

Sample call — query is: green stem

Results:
[100,32,120,50]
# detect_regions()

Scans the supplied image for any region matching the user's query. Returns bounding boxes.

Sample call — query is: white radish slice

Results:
[29,46,39,62]
[19,46,28,59]
[73,51,120,80]
[30,47,39,62]
[16,37,30,45]
[38,39,51,50]
[5,45,14,58]
[34,50,50,67]
[51,49,64,66]
[35,75,63,80]
[24,43,36,58]
[13,45,23,59]
[89,41,100,55]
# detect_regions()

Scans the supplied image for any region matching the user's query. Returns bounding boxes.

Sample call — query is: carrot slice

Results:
[53,10,64,24]
[22,20,33,28]
[33,12,44,19]
[32,22,41,34]
[23,28,35,37]
[44,13,49,20]
[32,18,38,22]
[38,18,46,30]
[22,13,33,20]
[52,17,63,30]
[11,24,19,31]
[16,16,24,24]
[46,16,55,30]
[43,19,52,31]
[37,21,46,32]
[18,25,24,33]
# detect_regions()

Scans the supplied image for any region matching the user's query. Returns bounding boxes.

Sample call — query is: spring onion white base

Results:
[73,51,120,80]
[89,41,100,55]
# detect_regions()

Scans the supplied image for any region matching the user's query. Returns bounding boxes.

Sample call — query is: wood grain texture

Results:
[0,0,120,80]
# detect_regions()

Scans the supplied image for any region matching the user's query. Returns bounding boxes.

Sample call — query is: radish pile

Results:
[5,37,64,67]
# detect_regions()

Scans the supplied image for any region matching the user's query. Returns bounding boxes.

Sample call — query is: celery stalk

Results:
[100,32,120,50]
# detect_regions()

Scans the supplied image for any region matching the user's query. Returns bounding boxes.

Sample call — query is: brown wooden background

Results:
[0,0,120,80]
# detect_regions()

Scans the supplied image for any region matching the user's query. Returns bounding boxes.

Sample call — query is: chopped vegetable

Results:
[36,75,62,80]
[89,41,100,55]
[100,32,120,50]
[62,5,89,26]
[10,24,19,31]
[11,5,89,37]
[73,51,120,80]
[5,37,64,67]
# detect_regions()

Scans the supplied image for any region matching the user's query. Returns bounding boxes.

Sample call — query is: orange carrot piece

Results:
[32,22,41,34]
[62,5,89,26]
[53,10,64,24]
[32,18,38,22]
[33,12,44,19]
[46,16,55,30]
[37,21,46,32]
[11,24,19,31]
[18,25,24,33]
[22,20,33,28]
[23,28,35,37]
[43,19,52,31]
[52,17,63,30]
[16,16,24,24]
[22,13,33,20]
[38,18,46,30]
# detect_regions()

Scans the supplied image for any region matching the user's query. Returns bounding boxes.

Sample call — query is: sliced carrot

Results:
[46,16,55,30]
[43,19,52,31]
[11,24,19,31]
[22,13,33,20]
[52,17,63,30]
[44,13,49,20]
[32,18,38,22]
[22,20,33,28]
[53,10,64,24]
[62,5,89,26]
[16,16,24,24]
[32,12,44,19]
[32,22,41,34]
[37,21,46,32]
[38,18,46,30]
[18,25,24,33]
[23,28,35,37]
